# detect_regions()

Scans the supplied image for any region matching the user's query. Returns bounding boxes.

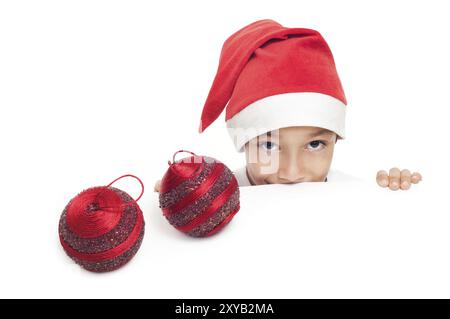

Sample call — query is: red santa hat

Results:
[199,19,347,152]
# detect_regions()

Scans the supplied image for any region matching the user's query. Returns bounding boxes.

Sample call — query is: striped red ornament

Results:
[59,175,145,272]
[159,150,240,237]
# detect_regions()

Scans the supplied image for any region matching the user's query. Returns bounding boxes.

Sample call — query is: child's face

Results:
[244,126,337,185]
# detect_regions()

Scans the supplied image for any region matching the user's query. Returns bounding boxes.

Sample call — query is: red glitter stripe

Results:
[205,204,240,237]
[60,207,144,262]
[162,163,224,216]
[176,177,238,233]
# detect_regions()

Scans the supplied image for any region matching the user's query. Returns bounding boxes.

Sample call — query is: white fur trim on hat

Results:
[226,92,346,152]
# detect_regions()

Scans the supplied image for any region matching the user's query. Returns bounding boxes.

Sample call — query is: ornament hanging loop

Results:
[168,150,199,166]
[168,150,204,178]
[106,174,145,202]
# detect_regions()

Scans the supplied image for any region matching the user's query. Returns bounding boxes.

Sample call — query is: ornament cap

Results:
[168,150,204,179]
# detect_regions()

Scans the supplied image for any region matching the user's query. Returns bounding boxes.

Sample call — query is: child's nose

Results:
[277,158,305,183]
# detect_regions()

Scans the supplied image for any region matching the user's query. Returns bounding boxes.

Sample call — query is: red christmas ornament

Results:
[59,174,145,272]
[159,150,240,237]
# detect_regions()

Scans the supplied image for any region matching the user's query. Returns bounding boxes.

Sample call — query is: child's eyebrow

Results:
[257,131,272,142]
[306,129,333,138]
[257,129,333,142]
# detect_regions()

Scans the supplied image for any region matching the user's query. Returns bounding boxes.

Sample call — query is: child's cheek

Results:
[304,151,333,180]
[248,163,273,184]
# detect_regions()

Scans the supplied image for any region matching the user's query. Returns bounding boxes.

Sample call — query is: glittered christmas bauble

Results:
[59,175,145,272]
[159,150,240,237]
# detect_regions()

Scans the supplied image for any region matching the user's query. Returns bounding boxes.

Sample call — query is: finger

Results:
[389,167,401,190]
[400,169,411,190]
[411,172,422,184]
[376,170,389,187]
[154,180,161,193]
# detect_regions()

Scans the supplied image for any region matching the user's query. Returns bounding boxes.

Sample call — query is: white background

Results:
[0,0,449,298]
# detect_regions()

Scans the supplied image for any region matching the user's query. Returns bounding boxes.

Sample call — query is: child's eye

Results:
[307,140,326,151]
[259,141,279,152]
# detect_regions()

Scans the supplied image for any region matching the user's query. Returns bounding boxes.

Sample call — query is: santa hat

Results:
[199,19,347,152]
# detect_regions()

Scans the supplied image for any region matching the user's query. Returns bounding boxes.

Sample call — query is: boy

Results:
[155,19,421,192]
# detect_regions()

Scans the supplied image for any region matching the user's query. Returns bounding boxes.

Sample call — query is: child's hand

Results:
[154,180,161,193]
[376,168,422,190]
